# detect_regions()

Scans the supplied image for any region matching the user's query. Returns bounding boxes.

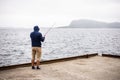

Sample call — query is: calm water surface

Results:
[0,28,120,66]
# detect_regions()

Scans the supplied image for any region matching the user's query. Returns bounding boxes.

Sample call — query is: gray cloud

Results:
[0,0,120,27]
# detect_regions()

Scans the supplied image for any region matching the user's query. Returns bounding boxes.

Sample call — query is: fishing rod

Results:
[44,23,56,37]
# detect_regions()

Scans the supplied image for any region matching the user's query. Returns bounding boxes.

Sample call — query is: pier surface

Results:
[0,56,120,80]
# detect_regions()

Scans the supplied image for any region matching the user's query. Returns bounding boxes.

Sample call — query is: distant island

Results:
[60,19,120,28]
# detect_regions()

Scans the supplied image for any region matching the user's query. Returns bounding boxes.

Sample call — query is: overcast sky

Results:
[0,0,120,28]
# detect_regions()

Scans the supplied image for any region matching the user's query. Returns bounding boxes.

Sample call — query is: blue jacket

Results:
[30,26,45,47]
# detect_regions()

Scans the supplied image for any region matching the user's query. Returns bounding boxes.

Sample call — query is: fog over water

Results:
[0,0,120,28]
[0,28,120,67]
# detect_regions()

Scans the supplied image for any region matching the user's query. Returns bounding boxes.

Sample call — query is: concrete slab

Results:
[0,56,120,80]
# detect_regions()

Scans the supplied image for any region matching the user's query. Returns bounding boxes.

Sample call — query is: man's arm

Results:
[39,33,45,42]
[41,37,45,42]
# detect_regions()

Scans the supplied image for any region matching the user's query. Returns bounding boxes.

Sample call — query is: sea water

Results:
[0,28,120,66]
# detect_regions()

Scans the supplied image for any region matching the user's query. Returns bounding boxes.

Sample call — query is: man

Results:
[30,25,45,69]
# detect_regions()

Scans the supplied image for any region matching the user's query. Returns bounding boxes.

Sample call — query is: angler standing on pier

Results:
[30,25,45,69]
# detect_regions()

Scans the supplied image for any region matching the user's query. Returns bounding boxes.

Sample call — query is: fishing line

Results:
[44,23,56,37]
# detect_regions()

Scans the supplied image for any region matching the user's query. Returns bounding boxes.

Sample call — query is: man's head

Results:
[34,25,40,32]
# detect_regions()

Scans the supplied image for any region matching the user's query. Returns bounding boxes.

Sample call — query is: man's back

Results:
[30,26,45,47]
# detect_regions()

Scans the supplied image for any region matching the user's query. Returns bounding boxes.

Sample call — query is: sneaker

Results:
[32,66,35,69]
[36,66,40,69]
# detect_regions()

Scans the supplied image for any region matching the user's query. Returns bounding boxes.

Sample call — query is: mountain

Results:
[61,19,120,28]
[108,22,120,28]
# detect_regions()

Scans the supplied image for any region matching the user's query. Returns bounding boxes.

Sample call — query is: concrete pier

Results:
[0,53,120,80]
